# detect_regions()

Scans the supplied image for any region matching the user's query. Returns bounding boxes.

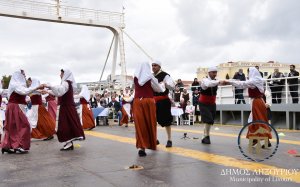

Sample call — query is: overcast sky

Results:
[1,0,300,85]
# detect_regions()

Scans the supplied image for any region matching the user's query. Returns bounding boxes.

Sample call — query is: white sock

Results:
[204,124,211,137]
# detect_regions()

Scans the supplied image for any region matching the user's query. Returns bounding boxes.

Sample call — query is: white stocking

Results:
[204,124,211,137]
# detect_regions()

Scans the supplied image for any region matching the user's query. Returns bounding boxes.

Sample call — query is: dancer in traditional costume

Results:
[45,92,57,121]
[152,60,175,147]
[120,87,133,127]
[227,67,272,147]
[133,62,164,156]
[27,78,56,141]
[44,69,85,151]
[199,67,224,144]
[1,70,43,154]
[0,79,4,143]
[75,85,95,130]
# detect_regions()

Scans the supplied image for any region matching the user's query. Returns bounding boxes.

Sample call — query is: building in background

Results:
[197,61,292,79]
[77,75,134,93]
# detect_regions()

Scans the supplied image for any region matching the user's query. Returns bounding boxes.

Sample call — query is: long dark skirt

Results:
[57,105,85,143]
[1,103,31,150]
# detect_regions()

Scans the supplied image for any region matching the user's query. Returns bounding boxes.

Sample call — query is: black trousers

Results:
[235,89,245,104]
[289,85,299,103]
[270,86,283,104]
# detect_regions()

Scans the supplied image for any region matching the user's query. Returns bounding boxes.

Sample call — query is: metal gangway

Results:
[0,0,126,87]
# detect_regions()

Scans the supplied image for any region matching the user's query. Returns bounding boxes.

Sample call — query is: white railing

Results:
[182,76,300,105]
[218,76,300,104]
[0,0,124,27]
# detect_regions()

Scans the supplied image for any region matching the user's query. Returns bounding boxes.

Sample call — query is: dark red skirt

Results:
[57,105,85,142]
[47,100,57,121]
[1,103,31,150]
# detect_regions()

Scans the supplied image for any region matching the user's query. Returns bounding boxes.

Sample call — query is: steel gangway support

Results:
[0,0,126,89]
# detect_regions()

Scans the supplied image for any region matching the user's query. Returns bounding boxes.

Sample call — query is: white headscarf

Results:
[28,78,41,95]
[29,78,40,89]
[61,69,77,90]
[134,62,154,86]
[79,85,90,101]
[7,71,27,98]
[248,67,264,93]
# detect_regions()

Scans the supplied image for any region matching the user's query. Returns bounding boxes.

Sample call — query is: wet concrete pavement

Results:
[0,124,299,187]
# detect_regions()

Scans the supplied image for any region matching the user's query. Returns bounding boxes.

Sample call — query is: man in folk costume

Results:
[227,67,272,147]
[1,70,43,154]
[120,87,134,127]
[152,60,175,148]
[44,69,85,151]
[133,62,164,156]
[199,67,224,144]
[75,85,95,130]
[26,78,56,141]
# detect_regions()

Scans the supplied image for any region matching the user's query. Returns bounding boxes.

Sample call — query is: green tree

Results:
[2,75,11,89]
[225,73,230,80]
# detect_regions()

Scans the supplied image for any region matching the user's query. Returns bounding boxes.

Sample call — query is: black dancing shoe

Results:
[60,142,74,151]
[138,150,147,157]
[201,136,211,144]
[166,140,172,148]
[43,136,54,141]
[261,141,272,149]
[156,139,160,145]
[252,139,258,146]
[14,148,28,154]
[1,148,15,154]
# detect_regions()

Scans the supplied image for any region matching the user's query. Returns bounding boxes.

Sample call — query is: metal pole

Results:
[123,30,153,61]
[285,77,288,104]
[56,0,60,17]
[99,35,115,82]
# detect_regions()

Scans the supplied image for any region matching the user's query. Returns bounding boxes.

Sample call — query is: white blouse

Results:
[49,81,69,97]
[201,77,220,90]
[229,80,257,90]
[14,85,37,96]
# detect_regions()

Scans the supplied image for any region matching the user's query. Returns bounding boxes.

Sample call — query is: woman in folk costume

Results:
[120,87,134,127]
[0,79,4,142]
[26,78,56,141]
[132,62,164,157]
[1,70,43,154]
[0,79,3,108]
[44,69,85,151]
[44,91,57,121]
[227,67,272,147]
[75,85,95,130]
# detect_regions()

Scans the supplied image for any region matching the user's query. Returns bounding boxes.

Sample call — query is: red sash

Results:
[153,95,169,102]
[199,95,216,105]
